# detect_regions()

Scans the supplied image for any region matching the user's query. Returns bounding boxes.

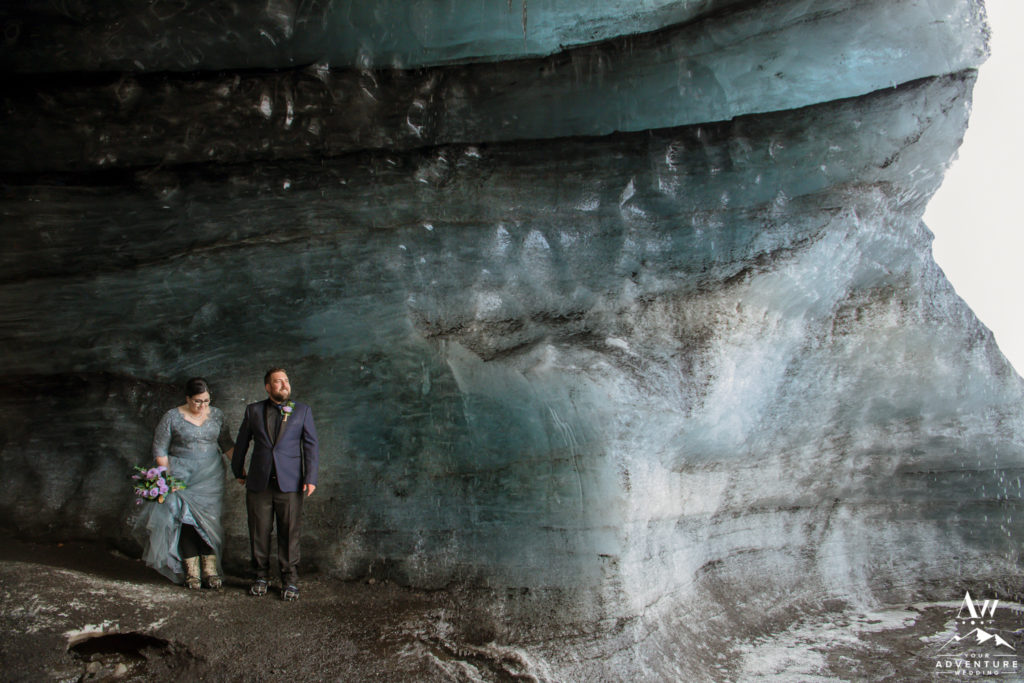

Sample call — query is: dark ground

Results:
[2,537,1023,682]
[0,538,474,682]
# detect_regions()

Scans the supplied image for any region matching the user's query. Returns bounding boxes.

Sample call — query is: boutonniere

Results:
[281,401,295,423]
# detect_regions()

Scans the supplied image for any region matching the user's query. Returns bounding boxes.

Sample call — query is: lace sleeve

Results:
[151,410,174,461]
[214,407,234,452]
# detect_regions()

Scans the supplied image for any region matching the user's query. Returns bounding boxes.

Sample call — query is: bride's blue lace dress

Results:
[133,407,233,583]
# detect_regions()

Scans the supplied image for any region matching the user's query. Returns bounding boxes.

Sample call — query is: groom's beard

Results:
[270,389,290,403]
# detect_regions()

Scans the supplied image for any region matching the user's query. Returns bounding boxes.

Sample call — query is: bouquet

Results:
[131,465,185,504]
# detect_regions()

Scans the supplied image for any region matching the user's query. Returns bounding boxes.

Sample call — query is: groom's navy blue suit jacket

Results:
[232,399,319,493]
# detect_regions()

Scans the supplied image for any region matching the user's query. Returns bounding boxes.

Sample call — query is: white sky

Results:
[925,0,1024,374]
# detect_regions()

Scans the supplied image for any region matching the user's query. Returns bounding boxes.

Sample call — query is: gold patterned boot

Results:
[200,555,222,590]
[183,556,201,590]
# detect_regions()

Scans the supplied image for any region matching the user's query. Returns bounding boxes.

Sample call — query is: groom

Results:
[232,367,319,601]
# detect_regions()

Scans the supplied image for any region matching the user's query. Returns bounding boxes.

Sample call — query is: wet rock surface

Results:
[1,538,450,682]
[3,538,1023,681]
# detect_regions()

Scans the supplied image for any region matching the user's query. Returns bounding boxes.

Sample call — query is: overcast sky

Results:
[925,0,1024,374]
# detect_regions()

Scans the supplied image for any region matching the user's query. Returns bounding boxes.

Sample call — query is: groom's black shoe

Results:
[282,584,299,601]
[249,579,268,597]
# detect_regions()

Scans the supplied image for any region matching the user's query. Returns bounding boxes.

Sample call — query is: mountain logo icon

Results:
[939,627,1016,652]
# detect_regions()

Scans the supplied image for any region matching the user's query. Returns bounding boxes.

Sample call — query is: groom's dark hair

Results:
[264,367,287,384]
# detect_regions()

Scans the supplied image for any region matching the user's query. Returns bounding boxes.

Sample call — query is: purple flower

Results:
[159,484,169,494]
[156,477,166,487]
[146,468,159,479]
[156,465,167,473]
[148,488,160,498]
[131,474,141,480]
[282,405,293,414]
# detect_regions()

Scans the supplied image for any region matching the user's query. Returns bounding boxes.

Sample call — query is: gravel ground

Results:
[2,538,1022,682]
[0,538,462,682]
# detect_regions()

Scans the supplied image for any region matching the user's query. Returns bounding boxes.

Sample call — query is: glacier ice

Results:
[0,0,987,171]
[0,0,1020,678]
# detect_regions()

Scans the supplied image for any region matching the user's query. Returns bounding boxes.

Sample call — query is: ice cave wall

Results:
[0,0,1021,673]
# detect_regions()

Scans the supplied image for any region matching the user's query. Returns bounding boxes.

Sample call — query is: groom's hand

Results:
[303,483,316,497]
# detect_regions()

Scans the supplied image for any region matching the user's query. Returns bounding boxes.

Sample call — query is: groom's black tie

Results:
[264,402,284,491]
[266,402,283,445]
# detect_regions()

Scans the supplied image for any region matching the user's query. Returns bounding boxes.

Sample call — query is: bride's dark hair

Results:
[185,377,210,398]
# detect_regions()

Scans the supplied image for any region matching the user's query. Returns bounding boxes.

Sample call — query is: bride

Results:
[133,377,234,589]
